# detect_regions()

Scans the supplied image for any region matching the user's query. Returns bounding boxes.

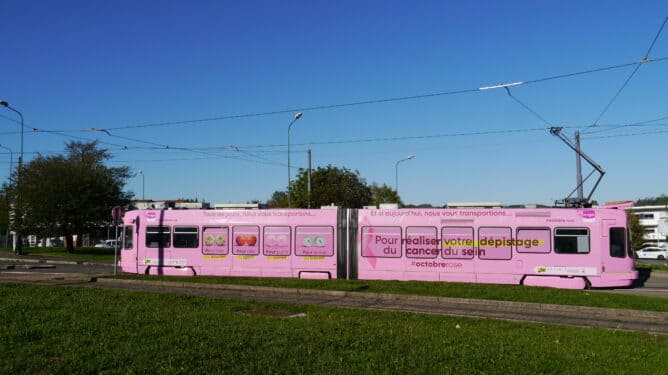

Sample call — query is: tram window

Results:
[405,226,439,259]
[174,226,199,248]
[554,228,589,254]
[609,228,626,258]
[478,227,512,260]
[516,228,551,253]
[146,226,171,248]
[123,226,133,249]
[441,227,474,259]
[361,226,402,258]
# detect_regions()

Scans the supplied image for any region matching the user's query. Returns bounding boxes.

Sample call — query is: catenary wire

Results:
[644,16,668,59]
[1,56,666,135]
[503,87,553,126]
[590,17,668,126]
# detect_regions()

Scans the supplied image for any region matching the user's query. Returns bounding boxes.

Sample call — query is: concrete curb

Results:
[94,278,668,322]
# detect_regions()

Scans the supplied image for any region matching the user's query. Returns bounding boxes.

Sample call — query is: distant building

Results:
[133,200,210,210]
[626,205,668,245]
[446,202,502,209]
[379,203,399,209]
[214,203,265,210]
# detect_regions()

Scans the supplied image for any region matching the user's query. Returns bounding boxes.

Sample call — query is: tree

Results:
[627,212,645,251]
[369,183,402,206]
[266,191,288,208]
[11,141,133,252]
[404,203,434,208]
[636,195,668,206]
[268,165,374,208]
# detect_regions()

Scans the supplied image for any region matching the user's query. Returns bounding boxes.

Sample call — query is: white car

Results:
[95,240,119,249]
[635,247,668,260]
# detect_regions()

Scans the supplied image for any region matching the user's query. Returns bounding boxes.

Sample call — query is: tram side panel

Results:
[357,209,478,283]
[121,209,338,279]
[355,208,636,289]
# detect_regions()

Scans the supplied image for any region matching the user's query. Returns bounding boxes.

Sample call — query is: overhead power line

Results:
[6,115,667,157]
[590,62,643,126]
[503,87,553,126]
[590,17,668,127]
[644,16,668,59]
[101,56,665,132]
[110,125,668,165]
[0,111,289,166]
[582,116,668,135]
[584,128,668,140]
[239,126,556,149]
[2,56,666,136]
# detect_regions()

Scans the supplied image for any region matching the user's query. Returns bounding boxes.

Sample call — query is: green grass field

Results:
[0,284,665,374]
[117,274,668,312]
[635,263,668,272]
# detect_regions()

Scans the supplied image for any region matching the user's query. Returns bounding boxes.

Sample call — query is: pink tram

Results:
[119,207,637,289]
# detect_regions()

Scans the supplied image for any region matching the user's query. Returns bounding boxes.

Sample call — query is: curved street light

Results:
[0,100,24,254]
[395,155,415,203]
[287,112,303,208]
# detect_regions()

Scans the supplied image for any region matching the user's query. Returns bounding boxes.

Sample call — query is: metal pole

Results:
[114,223,118,275]
[0,145,12,248]
[395,155,415,203]
[141,171,145,200]
[395,161,400,197]
[0,101,24,254]
[287,112,302,208]
[575,131,584,201]
[307,149,311,209]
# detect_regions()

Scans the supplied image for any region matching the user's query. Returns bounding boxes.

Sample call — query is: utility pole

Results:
[287,112,303,208]
[307,149,312,209]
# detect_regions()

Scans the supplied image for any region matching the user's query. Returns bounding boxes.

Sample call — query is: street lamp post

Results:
[0,144,12,248]
[395,155,415,203]
[287,112,303,208]
[0,100,24,254]
[138,170,145,200]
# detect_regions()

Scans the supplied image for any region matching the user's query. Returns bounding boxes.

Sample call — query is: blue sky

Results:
[1,1,667,206]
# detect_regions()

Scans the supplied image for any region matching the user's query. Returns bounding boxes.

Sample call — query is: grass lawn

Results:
[0,284,665,374]
[0,246,115,261]
[117,274,668,312]
[635,263,668,272]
